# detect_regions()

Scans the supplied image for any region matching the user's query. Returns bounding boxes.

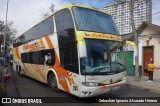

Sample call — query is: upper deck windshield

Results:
[72,7,120,35]
[80,39,125,75]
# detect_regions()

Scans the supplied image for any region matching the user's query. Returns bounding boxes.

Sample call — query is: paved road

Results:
[3,66,160,106]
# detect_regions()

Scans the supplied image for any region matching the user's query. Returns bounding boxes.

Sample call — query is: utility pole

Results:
[98,0,140,81]
[129,0,140,81]
[4,0,9,63]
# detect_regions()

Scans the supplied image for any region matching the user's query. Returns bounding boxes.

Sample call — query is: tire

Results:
[48,73,59,92]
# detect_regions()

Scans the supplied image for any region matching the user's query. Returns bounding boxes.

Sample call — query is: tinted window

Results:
[55,9,74,33]
[14,16,54,47]
[55,9,75,47]
[59,43,79,74]
[42,17,54,36]
[34,24,42,40]
[26,29,34,42]
[21,49,55,66]
[55,9,78,74]
[33,16,54,40]
[73,7,120,35]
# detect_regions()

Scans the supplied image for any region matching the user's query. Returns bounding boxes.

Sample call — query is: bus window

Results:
[73,7,120,35]
[55,9,78,74]
[25,29,34,42]
[42,17,54,36]
[34,24,42,40]
[21,49,55,66]
[62,44,79,74]
[55,9,75,46]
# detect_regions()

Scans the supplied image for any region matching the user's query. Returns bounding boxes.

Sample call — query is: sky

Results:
[0,0,160,36]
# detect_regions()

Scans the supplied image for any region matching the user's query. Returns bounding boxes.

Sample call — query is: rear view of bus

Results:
[71,5,126,97]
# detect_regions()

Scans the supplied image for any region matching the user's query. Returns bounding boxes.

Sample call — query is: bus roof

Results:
[15,4,111,40]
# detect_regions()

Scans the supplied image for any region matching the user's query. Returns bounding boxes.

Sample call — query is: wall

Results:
[140,27,160,67]
[140,27,160,79]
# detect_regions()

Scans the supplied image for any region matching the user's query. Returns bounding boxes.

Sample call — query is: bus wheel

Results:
[48,73,58,92]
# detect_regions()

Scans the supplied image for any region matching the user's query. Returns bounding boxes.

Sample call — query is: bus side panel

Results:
[65,72,80,97]
[13,47,23,73]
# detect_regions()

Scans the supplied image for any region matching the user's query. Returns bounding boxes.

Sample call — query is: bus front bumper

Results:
[80,79,126,97]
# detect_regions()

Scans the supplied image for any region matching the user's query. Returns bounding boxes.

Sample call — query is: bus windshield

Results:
[80,39,125,75]
[73,7,120,35]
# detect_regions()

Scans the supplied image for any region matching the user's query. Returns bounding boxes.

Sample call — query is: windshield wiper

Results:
[92,66,110,73]
[114,61,125,67]
[111,61,126,71]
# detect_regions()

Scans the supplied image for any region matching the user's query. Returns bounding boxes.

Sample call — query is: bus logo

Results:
[88,76,98,80]
[23,41,45,51]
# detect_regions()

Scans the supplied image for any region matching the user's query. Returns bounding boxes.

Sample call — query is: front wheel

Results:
[48,73,59,92]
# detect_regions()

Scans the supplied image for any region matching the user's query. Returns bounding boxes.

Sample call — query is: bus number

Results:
[73,86,78,91]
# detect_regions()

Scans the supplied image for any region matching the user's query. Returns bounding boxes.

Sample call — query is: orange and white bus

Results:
[13,4,126,97]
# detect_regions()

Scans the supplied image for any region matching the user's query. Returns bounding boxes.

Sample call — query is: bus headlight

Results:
[82,82,98,87]
[122,72,126,80]
[122,76,126,80]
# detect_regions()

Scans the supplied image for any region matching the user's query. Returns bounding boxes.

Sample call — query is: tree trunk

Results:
[130,0,140,81]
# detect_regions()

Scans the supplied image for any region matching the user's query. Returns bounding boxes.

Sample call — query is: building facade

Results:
[137,21,160,79]
[103,0,152,35]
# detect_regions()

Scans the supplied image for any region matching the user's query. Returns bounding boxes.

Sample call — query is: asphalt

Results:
[3,64,160,95]
[1,64,160,106]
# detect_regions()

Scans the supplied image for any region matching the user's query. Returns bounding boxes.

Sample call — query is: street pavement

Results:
[1,65,160,106]
[127,76,160,93]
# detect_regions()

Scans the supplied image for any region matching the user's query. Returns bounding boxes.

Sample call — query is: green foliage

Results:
[42,4,55,18]
[0,20,17,56]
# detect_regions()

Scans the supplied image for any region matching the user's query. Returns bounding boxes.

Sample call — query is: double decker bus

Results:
[13,4,126,97]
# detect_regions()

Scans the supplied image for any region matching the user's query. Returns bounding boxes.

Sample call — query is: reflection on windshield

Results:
[80,39,125,75]
[73,7,120,35]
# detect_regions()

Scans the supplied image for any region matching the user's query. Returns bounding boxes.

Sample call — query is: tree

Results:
[50,4,55,13]
[0,20,17,56]
[129,0,139,81]
[42,4,55,18]
[41,12,50,18]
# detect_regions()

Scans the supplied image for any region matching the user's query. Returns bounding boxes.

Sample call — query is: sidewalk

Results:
[126,76,160,93]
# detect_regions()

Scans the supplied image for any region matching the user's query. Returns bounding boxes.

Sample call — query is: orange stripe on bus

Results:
[23,64,30,75]
[15,47,21,59]
[32,65,47,82]
[50,66,70,93]
[44,36,60,66]
[65,71,76,86]
[45,36,71,92]
[97,83,126,90]
[39,38,45,49]
[44,36,54,48]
